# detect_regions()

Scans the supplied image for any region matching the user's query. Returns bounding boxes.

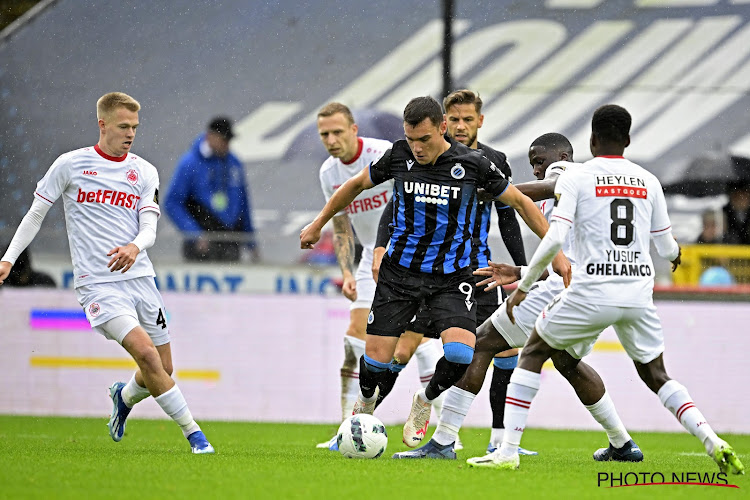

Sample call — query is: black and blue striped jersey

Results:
[369,138,509,274]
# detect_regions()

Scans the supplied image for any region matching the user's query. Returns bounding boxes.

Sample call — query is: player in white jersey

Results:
[0,92,214,454]
[486,105,743,474]
[314,103,442,449]
[400,132,639,463]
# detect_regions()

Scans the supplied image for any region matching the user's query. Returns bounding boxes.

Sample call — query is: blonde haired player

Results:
[0,92,214,454]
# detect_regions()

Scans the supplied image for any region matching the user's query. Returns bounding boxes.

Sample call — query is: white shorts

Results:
[490,276,594,359]
[351,250,376,310]
[75,276,170,346]
[535,288,664,364]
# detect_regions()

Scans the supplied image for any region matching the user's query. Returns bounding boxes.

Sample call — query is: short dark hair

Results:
[592,104,631,144]
[530,133,573,157]
[403,96,443,127]
[443,89,483,114]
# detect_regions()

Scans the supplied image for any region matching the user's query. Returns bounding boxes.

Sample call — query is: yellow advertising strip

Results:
[30,356,219,381]
[541,341,624,371]
[176,370,221,381]
[31,356,137,370]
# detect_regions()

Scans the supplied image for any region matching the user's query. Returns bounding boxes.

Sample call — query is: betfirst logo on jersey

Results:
[405,182,461,205]
[332,185,389,215]
[595,175,647,199]
[76,188,141,210]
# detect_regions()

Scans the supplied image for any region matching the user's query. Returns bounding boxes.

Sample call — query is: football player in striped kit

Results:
[301,96,570,455]
[314,103,443,450]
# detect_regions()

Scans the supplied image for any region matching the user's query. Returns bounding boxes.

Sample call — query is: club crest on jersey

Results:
[89,302,101,318]
[451,163,465,179]
[367,311,374,324]
[126,169,138,185]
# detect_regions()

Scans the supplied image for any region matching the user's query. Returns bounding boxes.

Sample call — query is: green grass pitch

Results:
[0,416,746,499]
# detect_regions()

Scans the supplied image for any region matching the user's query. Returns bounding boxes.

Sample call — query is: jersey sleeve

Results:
[137,165,161,217]
[319,164,335,202]
[319,164,348,218]
[494,156,513,208]
[479,157,510,198]
[549,170,578,228]
[34,154,71,206]
[368,148,393,186]
[544,161,569,180]
[649,176,672,236]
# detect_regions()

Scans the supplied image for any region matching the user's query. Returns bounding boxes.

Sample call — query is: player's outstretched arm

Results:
[301,166,374,249]
[0,199,52,285]
[514,178,558,202]
[496,183,571,285]
[496,183,549,240]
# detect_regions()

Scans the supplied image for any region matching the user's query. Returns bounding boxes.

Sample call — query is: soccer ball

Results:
[336,414,388,459]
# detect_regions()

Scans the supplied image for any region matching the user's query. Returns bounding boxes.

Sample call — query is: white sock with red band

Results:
[500,368,540,455]
[658,379,719,453]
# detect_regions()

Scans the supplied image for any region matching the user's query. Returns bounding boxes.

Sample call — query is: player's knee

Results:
[550,351,578,378]
[345,322,366,339]
[392,344,415,365]
[635,355,670,393]
[132,345,162,374]
[443,342,474,365]
[475,320,497,347]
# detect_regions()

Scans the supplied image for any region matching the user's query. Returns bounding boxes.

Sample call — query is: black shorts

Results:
[367,255,477,338]
[410,274,504,338]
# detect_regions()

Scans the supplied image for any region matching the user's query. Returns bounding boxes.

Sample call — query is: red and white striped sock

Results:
[658,379,719,453]
[499,368,540,455]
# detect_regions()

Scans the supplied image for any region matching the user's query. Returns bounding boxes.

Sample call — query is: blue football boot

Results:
[188,430,215,454]
[593,439,643,462]
[107,382,131,442]
[392,439,456,459]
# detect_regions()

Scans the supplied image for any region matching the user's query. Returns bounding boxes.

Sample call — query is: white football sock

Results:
[500,368,540,455]
[585,392,631,449]
[342,336,365,420]
[414,341,441,388]
[658,379,719,453]
[415,341,443,420]
[490,428,504,449]
[154,385,201,438]
[432,387,475,446]
[121,373,151,408]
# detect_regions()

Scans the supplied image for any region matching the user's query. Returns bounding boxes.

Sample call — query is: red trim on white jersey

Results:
[597,155,625,159]
[94,144,128,162]
[138,205,160,212]
[34,191,54,204]
[551,214,573,224]
[341,138,364,165]
[651,226,672,234]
